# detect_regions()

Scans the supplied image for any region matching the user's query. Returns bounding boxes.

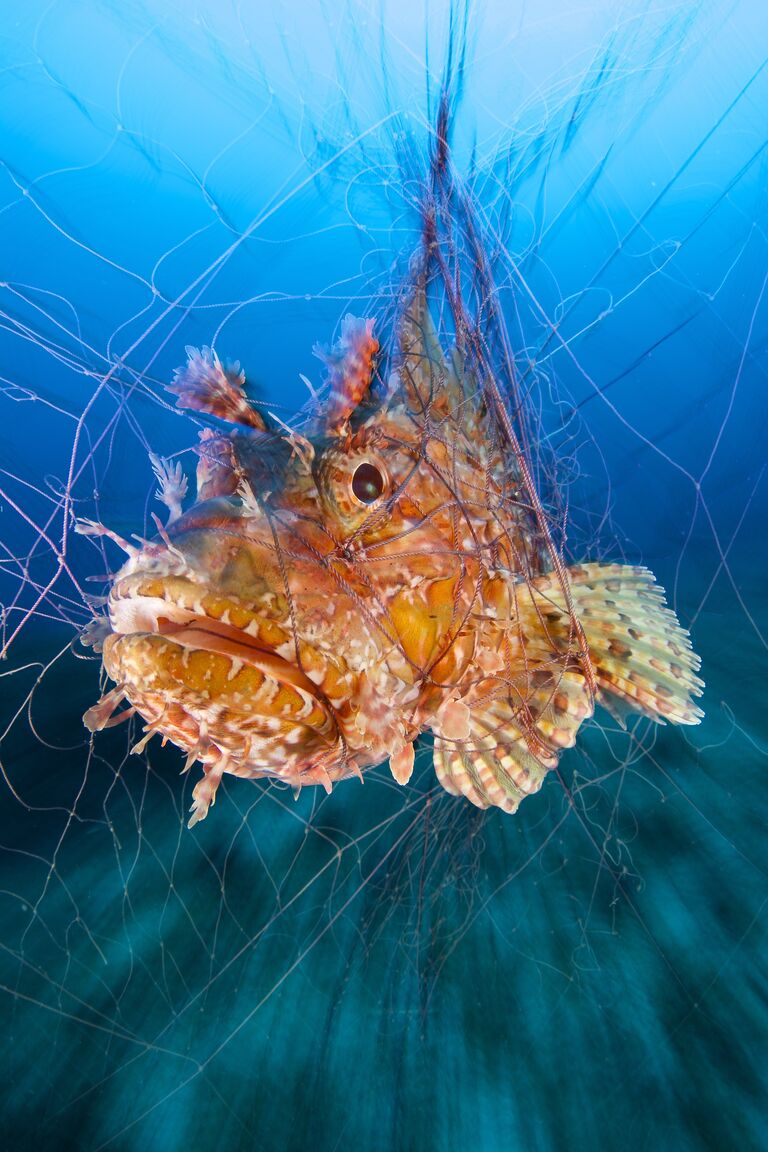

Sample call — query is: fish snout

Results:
[86,558,346,815]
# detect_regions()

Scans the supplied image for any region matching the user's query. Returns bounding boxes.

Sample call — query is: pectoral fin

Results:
[534,562,705,726]
[432,562,703,814]
[432,669,591,812]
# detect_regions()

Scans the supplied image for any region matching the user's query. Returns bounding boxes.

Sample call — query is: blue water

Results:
[0,2,766,1149]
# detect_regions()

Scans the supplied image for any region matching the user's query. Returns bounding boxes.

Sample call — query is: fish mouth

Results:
[107,578,317,696]
[85,572,343,808]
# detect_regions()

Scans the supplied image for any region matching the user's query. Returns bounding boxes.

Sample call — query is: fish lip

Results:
[107,582,324,701]
[103,576,347,782]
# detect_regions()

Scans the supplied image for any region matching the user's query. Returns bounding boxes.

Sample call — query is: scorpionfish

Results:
[82,284,704,827]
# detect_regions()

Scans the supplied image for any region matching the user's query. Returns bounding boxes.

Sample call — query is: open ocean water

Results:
[0,2,766,1149]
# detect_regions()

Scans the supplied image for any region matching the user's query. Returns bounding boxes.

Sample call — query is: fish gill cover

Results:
[0,2,766,1151]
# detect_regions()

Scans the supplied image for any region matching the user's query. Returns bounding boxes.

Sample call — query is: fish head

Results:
[88,291,521,819]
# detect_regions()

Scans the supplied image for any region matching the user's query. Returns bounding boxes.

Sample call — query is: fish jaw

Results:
[102,571,341,770]
[84,526,368,821]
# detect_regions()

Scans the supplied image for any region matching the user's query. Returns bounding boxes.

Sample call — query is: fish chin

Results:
[87,570,343,795]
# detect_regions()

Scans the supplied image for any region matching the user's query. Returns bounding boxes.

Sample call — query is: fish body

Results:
[83,285,703,827]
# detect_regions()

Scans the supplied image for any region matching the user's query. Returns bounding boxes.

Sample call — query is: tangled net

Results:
[0,3,765,1149]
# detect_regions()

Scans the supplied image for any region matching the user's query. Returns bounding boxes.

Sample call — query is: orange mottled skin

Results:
[85,288,703,826]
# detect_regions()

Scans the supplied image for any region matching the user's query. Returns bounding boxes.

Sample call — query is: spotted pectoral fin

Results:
[431,669,593,812]
[533,563,705,726]
[431,563,703,815]
[433,734,552,813]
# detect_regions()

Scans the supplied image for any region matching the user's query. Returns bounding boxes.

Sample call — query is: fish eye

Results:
[351,460,385,505]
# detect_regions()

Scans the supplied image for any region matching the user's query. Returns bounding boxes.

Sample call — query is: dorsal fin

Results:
[395,287,465,414]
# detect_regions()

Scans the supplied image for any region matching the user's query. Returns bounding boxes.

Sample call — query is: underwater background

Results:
[0,1,766,1149]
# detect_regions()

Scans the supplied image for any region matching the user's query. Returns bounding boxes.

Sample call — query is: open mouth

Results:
[85,573,343,820]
